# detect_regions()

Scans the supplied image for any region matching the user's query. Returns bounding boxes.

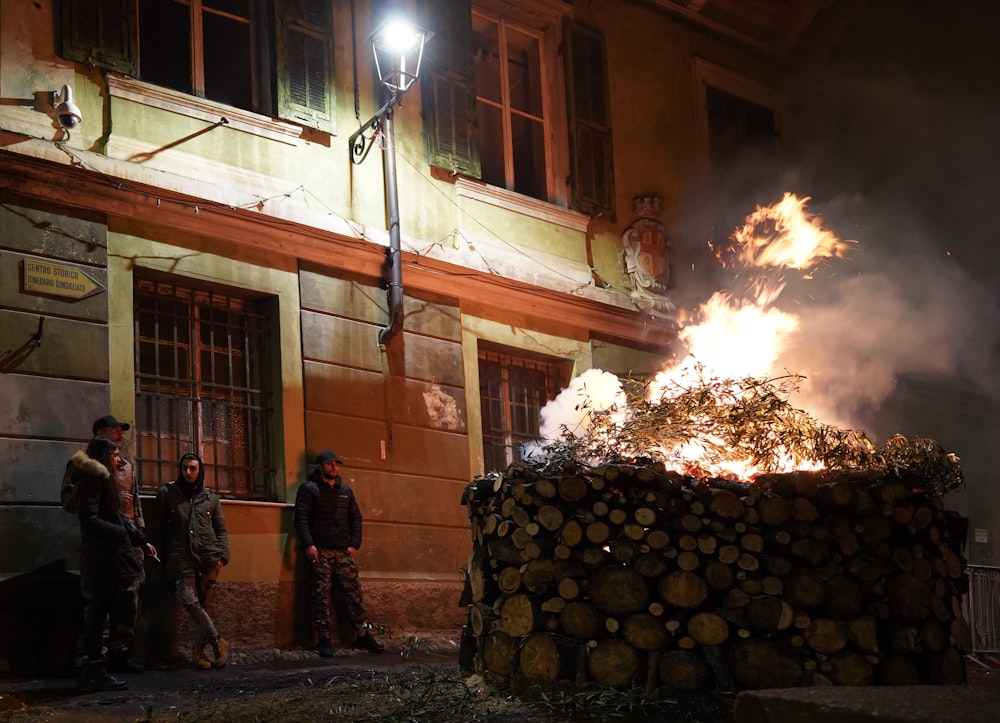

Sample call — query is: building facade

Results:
[12,0,985,669]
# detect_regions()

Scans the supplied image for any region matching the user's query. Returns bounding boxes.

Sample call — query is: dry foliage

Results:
[534,371,963,496]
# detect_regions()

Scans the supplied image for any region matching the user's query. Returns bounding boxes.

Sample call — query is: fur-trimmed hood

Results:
[70,450,111,479]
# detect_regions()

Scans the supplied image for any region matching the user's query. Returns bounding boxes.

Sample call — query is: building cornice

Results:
[0,149,676,352]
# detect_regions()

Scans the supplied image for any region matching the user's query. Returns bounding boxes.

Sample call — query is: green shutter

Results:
[60,0,138,75]
[417,0,479,176]
[564,21,616,222]
[275,0,335,133]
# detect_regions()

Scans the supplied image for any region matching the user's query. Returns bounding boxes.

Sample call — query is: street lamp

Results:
[349,13,432,348]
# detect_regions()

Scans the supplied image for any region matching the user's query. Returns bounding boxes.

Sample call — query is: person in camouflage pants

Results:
[294,450,384,657]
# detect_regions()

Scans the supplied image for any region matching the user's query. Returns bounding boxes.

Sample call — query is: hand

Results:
[146,543,159,561]
[215,559,225,571]
[306,544,319,563]
[347,546,357,555]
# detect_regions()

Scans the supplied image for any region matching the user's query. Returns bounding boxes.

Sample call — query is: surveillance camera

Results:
[54,84,82,129]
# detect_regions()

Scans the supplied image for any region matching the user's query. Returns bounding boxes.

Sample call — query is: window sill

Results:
[107,75,304,146]
[455,177,590,233]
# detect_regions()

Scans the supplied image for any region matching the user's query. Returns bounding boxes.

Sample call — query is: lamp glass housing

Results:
[369,16,432,95]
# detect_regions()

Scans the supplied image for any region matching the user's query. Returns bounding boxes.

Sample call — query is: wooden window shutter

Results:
[417,0,480,176]
[60,0,138,75]
[564,21,616,222]
[275,0,335,133]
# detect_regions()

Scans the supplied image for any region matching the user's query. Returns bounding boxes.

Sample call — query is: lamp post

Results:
[349,14,431,349]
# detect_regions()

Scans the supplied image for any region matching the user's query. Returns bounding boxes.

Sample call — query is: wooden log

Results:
[687,611,730,646]
[560,519,584,547]
[587,638,639,688]
[658,570,709,608]
[823,575,864,618]
[558,474,588,502]
[557,577,580,600]
[589,565,649,616]
[497,566,522,595]
[729,639,805,689]
[622,612,670,652]
[887,572,933,623]
[658,650,712,691]
[803,618,848,654]
[522,558,556,594]
[634,552,669,578]
[536,504,564,531]
[500,593,538,637]
[481,631,518,676]
[703,559,734,590]
[746,595,793,633]
[756,495,792,526]
[846,615,879,654]
[827,652,874,685]
[469,602,497,637]
[560,601,602,640]
[785,574,826,610]
[519,634,560,681]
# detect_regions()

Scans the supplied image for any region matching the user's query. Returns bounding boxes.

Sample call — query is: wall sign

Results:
[21,259,104,301]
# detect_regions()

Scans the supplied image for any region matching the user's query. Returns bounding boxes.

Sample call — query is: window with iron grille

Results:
[478,346,567,473]
[134,278,274,498]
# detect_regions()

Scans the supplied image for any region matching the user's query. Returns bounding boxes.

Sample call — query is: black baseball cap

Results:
[92,415,131,434]
[315,450,343,465]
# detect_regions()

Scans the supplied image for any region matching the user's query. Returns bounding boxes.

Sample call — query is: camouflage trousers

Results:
[309,548,369,639]
[175,565,220,646]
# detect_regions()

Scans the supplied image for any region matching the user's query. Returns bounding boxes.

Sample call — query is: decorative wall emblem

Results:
[620,196,674,314]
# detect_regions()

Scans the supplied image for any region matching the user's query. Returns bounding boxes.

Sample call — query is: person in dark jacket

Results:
[76,437,153,690]
[155,453,230,669]
[294,450,383,657]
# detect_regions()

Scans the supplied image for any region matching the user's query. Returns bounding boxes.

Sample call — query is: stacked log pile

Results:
[461,461,970,691]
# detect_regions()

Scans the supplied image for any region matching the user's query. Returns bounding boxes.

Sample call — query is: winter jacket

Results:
[74,451,145,581]
[293,468,362,551]
[155,472,229,580]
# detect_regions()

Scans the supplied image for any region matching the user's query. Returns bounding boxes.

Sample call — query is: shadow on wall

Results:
[0,559,83,676]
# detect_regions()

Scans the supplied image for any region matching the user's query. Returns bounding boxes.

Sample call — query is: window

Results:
[134,278,274,498]
[419,0,615,218]
[61,0,335,132]
[478,346,567,473]
[473,13,547,199]
[705,86,778,170]
[692,58,782,174]
[138,0,258,111]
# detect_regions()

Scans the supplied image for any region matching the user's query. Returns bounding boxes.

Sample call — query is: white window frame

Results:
[472,0,570,208]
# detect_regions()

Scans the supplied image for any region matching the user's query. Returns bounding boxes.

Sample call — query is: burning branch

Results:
[534,370,963,496]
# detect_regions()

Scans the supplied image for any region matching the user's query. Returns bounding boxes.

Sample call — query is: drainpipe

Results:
[377,105,403,349]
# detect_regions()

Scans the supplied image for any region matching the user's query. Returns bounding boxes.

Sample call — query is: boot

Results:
[108,651,144,674]
[192,643,213,670]
[317,636,334,658]
[210,636,230,668]
[81,659,129,691]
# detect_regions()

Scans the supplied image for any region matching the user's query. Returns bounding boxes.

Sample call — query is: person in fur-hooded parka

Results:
[75,437,150,690]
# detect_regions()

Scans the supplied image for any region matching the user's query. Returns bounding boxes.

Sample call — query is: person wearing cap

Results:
[154,453,230,669]
[294,450,384,656]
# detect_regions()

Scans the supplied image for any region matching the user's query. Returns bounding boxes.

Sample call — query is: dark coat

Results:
[155,481,229,579]
[293,468,362,551]
[74,451,144,581]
